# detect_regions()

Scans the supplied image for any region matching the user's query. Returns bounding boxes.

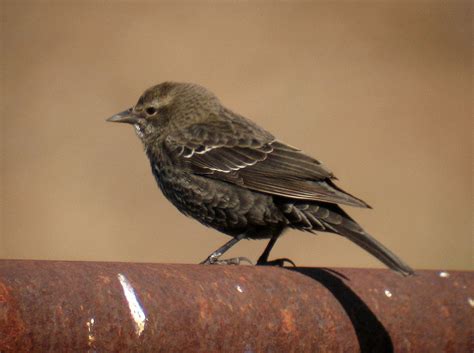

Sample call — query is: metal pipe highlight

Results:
[0,260,472,352]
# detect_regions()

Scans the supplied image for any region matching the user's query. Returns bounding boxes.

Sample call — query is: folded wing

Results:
[165,109,370,208]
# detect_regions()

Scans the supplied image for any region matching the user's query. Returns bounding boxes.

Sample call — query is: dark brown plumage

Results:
[107,82,413,275]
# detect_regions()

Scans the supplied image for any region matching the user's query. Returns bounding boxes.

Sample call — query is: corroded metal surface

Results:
[0,261,472,353]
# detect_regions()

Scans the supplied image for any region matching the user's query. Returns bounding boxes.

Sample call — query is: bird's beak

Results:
[106,108,139,124]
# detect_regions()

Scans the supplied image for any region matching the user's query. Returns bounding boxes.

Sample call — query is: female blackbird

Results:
[108,82,413,276]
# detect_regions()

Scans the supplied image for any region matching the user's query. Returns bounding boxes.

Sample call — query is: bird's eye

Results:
[145,107,157,116]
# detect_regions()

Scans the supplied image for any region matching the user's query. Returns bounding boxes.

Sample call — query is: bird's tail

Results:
[335,226,414,276]
[282,202,414,276]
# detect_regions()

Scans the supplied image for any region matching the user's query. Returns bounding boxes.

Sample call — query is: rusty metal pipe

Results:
[0,260,472,353]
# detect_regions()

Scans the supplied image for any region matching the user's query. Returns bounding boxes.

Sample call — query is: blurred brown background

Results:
[1,1,472,270]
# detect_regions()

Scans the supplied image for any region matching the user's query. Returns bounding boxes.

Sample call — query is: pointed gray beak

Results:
[106,108,139,124]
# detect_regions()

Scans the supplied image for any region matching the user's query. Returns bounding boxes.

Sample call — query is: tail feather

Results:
[335,226,414,276]
[282,202,414,276]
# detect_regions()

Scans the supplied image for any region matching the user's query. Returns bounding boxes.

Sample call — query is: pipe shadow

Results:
[291,267,394,353]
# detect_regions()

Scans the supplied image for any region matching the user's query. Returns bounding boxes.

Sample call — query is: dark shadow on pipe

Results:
[291,267,394,353]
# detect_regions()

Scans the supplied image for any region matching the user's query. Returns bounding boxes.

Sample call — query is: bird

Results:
[107,82,413,276]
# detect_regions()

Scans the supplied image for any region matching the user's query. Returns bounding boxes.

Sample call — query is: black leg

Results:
[257,234,296,267]
[200,234,251,265]
[257,234,279,264]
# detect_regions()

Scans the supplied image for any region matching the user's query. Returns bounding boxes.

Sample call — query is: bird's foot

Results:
[256,258,296,267]
[200,255,253,265]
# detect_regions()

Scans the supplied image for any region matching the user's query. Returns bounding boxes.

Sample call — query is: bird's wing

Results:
[165,110,370,208]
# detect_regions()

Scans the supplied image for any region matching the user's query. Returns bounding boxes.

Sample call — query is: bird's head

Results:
[107,82,221,143]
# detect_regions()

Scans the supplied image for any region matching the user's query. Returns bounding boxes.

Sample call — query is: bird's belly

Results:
[151,165,285,238]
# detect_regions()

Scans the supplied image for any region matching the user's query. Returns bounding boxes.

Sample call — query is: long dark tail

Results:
[281,202,414,276]
[335,226,414,276]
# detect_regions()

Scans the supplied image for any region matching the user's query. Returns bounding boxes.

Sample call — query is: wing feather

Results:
[165,110,370,208]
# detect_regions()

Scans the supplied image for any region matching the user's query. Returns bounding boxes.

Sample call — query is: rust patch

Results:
[197,298,210,320]
[280,308,296,333]
[98,275,111,284]
[0,281,30,352]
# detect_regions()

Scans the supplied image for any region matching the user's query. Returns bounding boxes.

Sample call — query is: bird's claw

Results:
[257,258,296,267]
[201,256,253,265]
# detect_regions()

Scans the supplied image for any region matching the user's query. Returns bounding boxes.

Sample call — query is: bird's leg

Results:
[256,234,296,267]
[200,234,252,265]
